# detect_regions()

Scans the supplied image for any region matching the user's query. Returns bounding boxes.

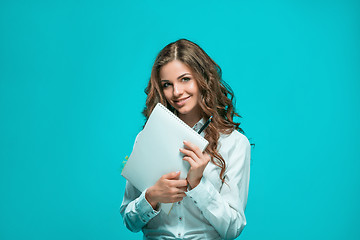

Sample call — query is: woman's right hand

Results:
[145,171,188,209]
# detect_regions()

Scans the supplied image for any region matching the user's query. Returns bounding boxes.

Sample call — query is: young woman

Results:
[120,39,251,239]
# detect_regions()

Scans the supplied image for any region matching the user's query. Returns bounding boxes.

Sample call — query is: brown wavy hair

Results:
[142,39,244,183]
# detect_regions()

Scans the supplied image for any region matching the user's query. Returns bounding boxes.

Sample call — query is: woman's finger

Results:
[172,197,185,203]
[173,179,188,188]
[178,186,187,192]
[183,140,203,159]
[162,171,181,180]
[179,148,200,162]
[177,191,187,197]
[182,156,197,167]
[203,153,211,163]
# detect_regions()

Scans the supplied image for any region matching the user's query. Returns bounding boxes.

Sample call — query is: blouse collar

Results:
[192,117,207,133]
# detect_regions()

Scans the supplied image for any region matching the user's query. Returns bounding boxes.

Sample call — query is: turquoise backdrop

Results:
[1,0,359,239]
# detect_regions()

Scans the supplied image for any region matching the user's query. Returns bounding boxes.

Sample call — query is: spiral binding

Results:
[155,103,208,146]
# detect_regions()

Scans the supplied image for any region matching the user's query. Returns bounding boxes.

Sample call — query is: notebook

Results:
[121,103,209,214]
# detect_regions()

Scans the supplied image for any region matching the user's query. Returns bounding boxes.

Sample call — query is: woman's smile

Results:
[173,96,191,107]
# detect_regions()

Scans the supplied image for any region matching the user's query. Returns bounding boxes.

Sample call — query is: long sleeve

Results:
[120,131,160,232]
[185,132,251,239]
[120,182,160,232]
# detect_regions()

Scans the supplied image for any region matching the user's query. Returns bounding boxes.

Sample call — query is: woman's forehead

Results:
[159,60,194,80]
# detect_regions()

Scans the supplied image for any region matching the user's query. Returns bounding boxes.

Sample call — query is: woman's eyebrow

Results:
[177,73,191,79]
[161,73,191,82]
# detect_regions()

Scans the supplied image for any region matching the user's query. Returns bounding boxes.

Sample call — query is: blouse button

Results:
[194,200,197,204]
[178,233,181,237]
[179,216,182,221]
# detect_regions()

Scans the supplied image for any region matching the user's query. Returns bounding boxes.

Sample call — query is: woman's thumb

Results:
[164,171,180,179]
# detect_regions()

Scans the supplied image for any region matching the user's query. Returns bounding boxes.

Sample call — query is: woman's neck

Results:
[177,109,202,128]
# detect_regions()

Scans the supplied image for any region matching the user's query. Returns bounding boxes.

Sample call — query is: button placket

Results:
[176,198,185,239]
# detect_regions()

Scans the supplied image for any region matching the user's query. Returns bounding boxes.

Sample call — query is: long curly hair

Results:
[142,39,244,183]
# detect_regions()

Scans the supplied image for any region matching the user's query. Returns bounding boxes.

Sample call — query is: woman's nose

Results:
[173,83,184,97]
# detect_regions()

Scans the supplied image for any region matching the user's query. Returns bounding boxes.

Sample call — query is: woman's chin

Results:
[176,107,193,116]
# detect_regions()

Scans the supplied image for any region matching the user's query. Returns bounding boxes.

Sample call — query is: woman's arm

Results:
[185,133,251,239]
[120,172,188,232]
[120,131,159,232]
[120,131,188,231]
[120,182,160,232]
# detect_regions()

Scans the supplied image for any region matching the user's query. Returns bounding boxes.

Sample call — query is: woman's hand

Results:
[180,140,211,189]
[145,171,188,209]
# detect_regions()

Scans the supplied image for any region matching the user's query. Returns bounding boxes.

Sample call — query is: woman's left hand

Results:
[180,140,211,189]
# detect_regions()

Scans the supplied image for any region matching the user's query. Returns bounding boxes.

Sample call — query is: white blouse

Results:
[120,118,251,240]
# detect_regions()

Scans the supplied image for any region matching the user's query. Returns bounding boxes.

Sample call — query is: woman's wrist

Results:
[145,187,159,209]
[188,178,201,190]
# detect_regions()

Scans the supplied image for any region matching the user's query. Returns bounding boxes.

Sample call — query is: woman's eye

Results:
[182,77,191,82]
[163,82,170,88]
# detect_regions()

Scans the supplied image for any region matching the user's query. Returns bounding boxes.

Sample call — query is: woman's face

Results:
[159,60,201,120]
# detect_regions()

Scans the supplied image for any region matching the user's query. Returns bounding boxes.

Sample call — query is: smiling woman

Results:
[160,60,202,128]
[120,39,251,240]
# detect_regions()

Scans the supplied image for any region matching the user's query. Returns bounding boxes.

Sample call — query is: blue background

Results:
[1,0,359,239]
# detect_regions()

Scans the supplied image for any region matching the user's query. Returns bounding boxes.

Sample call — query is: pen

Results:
[198,116,213,134]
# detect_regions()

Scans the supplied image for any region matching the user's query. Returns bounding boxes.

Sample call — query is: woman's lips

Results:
[173,96,190,107]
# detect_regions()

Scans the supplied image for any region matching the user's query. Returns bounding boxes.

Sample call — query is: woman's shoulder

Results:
[219,129,250,149]
[218,130,251,168]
